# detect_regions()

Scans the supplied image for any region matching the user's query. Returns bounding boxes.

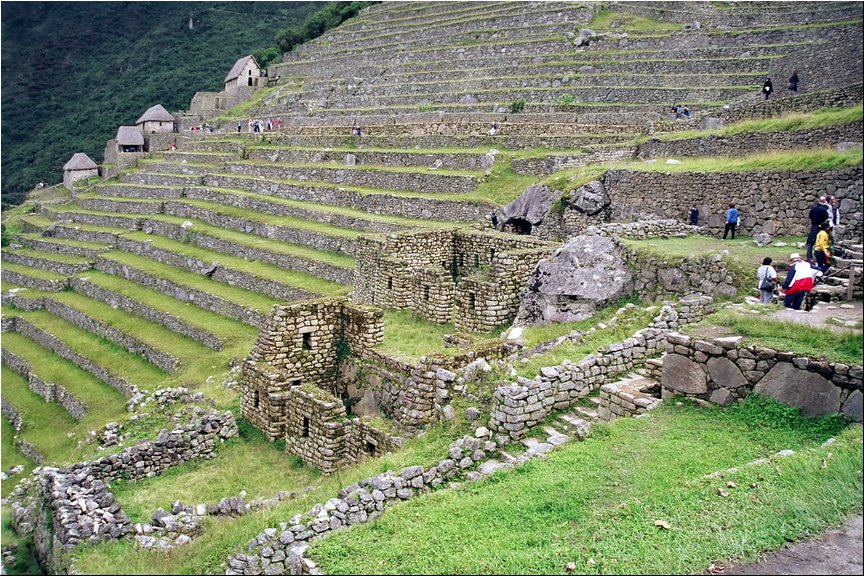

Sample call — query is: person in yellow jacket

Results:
[813,221,832,273]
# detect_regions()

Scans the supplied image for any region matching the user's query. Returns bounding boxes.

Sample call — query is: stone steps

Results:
[94,252,276,328]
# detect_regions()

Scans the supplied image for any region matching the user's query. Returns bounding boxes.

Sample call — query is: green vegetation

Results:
[616,147,864,174]
[376,309,495,362]
[0,417,34,498]
[73,419,474,574]
[1,261,69,281]
[1,3,322,209]
[518,305,656,377]
[685,308,864,366]
[588,8,684,33]
[620,235,808,270]
[310,400,859,574]
[509,99,526,114]
[656,104,863,141]
[519,298,641,349]
[275,2,376,53]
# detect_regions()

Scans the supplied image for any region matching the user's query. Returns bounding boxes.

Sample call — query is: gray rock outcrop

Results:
[754,363,842,417]
[501,184,561,230]
[564,180,609,215]
[516,235,634,324]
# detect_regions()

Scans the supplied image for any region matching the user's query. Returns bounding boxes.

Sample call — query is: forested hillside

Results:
[0,1,321,209]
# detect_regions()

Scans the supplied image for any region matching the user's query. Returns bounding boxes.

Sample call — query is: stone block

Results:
[754,363,842,418]
[661,354,707,394]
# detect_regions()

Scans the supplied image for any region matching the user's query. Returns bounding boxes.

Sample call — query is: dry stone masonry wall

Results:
[661,333,863,421]
[1,348,88,421]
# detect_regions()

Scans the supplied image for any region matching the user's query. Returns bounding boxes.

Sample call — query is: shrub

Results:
[557,93,577,106]
[253,46,281,69]
[509,99,526,113]
[275,2,377,54]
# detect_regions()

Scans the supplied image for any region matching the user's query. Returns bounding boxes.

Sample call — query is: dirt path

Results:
[707,515,863,575]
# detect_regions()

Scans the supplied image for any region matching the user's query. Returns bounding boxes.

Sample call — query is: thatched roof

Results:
[116,126,144,146]
[136,104,174,124]
[225,55,259,82]
[63,152,98,171]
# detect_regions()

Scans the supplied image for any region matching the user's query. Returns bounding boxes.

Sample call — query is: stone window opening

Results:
[387,276,393,290]
[302,417,310,438]
[468,293,476,309]
[474,254,480,267]
[253,390,259,408]
[490,248,496,260]
[459,254,465,266]
[365,440,377,456]
[423,285,430,302]
[302,332,312,351]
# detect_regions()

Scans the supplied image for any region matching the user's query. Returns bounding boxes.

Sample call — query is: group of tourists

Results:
[238,117,283,133]
[761,71,800,100]
[757,195,842,310]
[670,105,692,120]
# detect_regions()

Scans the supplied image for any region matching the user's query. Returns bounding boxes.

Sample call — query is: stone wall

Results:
[661,333,863,422]
[489,297,715,439]
[639,122,864,160]
[620,243,742,302]
[0,268,67,292]
[598,377,661,421]
[247,147,494,172]
[9,408,237,573]
[2,348,87,421]
[353,228,556,331]
[511,146,637,176]
[584,219,696,240]
[1,250,92,276]
[602,167,864,240]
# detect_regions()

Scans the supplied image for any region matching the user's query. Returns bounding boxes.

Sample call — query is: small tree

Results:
[509,99,526,113]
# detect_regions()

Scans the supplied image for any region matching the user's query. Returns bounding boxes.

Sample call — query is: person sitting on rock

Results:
[781,253,816,310]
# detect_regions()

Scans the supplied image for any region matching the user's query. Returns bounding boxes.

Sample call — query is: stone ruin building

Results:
[353,228,558,332]
[61,153,98,190]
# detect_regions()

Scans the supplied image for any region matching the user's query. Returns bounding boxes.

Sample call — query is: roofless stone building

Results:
[62,153,98,190]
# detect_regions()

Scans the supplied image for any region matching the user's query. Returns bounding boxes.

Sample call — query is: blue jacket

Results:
[726,208,739,223]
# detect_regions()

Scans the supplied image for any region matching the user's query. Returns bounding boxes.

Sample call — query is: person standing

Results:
[762,77,773,100]
[805,196,830,261]
[688,205,699,225]
[277,117,282,130]
[788,71,799,93]
[782,253,815,310]
[813,221,833,273]
[237,121,242,133]
[757,257,777,304]
[722,203,739,239]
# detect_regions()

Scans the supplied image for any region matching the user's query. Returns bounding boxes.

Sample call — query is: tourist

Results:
[805,196,830,261]
[762,77,773,100]
[490,211,499,229]
[788,71,799,93]
[782,253,816,310]
[757,256,778,304]
[682,106,692,120]
[237,121,242,133]
[688,205,699,225]
[267,119,273,131]
[489,122,499,136]
[277,117,282,129]
[248,119,253,133]
[722,203,739,239]
[170,140,177,151]
[813,221,833,273]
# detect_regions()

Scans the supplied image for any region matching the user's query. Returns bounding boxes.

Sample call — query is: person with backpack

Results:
[757,257,778,304]
[781,253,816,310]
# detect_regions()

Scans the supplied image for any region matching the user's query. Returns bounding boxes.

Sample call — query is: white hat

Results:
[819,196,827,203]
[790,253,801,260]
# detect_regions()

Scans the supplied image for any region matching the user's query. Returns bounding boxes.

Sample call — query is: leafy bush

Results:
[275,2,377,54]
[557,93,577,106]
[253,46,281,69]
[509,99,526,113]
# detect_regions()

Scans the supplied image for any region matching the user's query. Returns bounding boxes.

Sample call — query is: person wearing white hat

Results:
[781,253,815,310]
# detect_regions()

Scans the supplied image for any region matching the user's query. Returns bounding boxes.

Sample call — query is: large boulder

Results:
[753,362,842,417]
[662,354,708,394]
[564,180,609,215]
[516,235,634,324]
[501,184,561,229]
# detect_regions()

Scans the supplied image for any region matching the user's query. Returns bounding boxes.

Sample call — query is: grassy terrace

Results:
[614,147,864,174]
[685,308,864,366]
[620,236,808,270]
[2,247,91,266]
[80,272,260,345]
[73,417,477,574]
[374,309,500,363]
[0,365,79,463]
[0,416,33,497]
[231,158,483,178]
[113,232,350,297]
[19,233,110,252]
[2,331,128,422]
[8,308,166,390]
[653,104,863,141]
[1,262,69,281]
[98,252,281,314]
[310,401,859,574]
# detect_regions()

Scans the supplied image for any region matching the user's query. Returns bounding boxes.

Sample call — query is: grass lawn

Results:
[685,308,864,366]
[620,235,808,270]
[375,309,499,362]
[309,399,860,575]
[72,418,476,574]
